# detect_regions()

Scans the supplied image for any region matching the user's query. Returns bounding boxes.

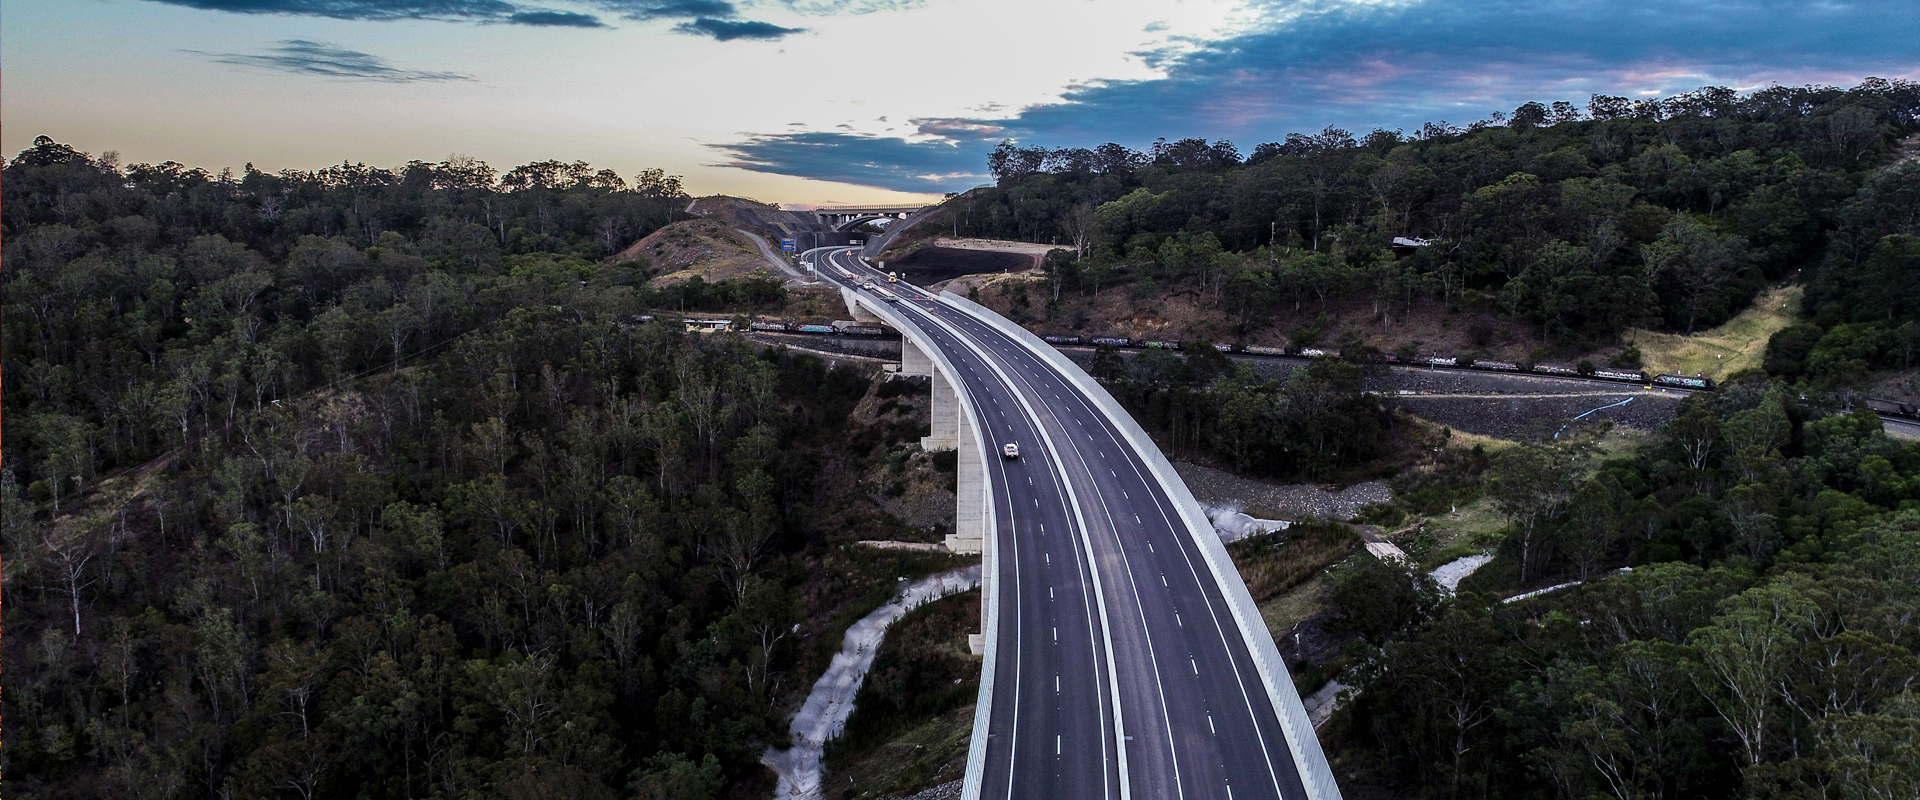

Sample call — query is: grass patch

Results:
[1411,497,1509,570]
[1259,572,1334,639]
[1591,424,1653,461]
[1229,521,1360,604]
[1623,285,1801,380]
[829,704,975,799]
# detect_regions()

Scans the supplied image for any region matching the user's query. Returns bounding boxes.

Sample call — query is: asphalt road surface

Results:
[815,248,1312,800]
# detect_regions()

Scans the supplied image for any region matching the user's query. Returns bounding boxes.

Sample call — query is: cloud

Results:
[710,131,989,193]
[190,39,475,81]
[1028,0,1920,143]
[674,16,804,39]
[150,0,612,25]
[912,118,1008,141]
[774,0,923,15]
[508,9,607,25]
[606,0,737,19]
[151,0,518,21]
[720,0,1920,192]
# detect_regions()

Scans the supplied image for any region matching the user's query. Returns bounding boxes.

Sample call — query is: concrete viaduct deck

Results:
[806,246,1341,800]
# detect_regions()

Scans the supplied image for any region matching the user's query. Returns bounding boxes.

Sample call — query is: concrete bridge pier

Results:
[946,407,986,555]
[841,287,884,324]
[921,371,959,451]
[901,338,934,377]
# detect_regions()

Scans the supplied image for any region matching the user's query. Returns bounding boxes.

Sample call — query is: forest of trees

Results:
[949,81,1920,357]
[1087,345,1394,480]
[1323,379,1920,799]
[7,77,1919,800]
[1,138,965,799]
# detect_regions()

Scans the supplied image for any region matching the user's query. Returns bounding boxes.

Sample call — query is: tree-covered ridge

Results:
[1,139,963,800]
[0,137,792,499]
[1326,376,1920,799]
[949,81,1920,354]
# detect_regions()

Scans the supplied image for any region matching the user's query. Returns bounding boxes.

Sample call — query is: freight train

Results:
[746,321,892,337]
[1050,335,1718,390]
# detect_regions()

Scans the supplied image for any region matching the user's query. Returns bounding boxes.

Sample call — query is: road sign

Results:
[780,237,796,252]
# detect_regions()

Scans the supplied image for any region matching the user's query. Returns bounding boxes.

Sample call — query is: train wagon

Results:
[1473,360,1521,372]
[1866,397,1920,419]
[1243,345,1290,356]
[1653,374,1714,390]
[1594,369,1649,383]
[796,324,834,334]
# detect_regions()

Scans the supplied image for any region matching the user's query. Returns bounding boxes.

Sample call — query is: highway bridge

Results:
[806,247,1341,800]
[807,205,926,231]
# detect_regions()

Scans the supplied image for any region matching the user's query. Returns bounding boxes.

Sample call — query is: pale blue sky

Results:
[6,0,1917,204]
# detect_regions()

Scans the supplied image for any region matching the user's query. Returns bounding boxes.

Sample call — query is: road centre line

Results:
[1020,341,1293,797]
[945,298,1295,798]
[912,303,1127,800]
[964,329,1184,800]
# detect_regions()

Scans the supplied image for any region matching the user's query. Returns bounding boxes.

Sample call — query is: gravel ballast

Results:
[1175,462,1391,521]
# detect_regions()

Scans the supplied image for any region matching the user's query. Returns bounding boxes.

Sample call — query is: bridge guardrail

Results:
[938,290,1344,800]
[836,283,1003,800]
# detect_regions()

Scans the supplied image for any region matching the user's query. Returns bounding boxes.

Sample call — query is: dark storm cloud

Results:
[674,17,804,40]
[710,132,989,193]
[191,39,475,80]
[721,0,1920,191]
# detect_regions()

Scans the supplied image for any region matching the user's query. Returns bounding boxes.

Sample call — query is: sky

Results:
[5,0,1917,206]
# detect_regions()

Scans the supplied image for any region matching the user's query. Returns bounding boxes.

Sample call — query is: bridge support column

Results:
[900,338,934,377]
[840,287,885,325]
[921,371,958,451]
[945,409,985,554]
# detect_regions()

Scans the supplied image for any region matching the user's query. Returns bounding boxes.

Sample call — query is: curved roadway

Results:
[813,248,1328,800]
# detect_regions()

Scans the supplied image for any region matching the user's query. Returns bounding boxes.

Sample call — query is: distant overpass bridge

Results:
[808,205,928,231]
[809,246,1342,800]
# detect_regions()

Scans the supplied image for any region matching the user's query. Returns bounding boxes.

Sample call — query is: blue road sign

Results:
[780,237,796,252]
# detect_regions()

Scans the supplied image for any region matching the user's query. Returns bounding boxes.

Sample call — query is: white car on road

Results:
[1003,443,1020,459]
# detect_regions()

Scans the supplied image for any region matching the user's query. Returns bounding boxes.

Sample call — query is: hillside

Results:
[913,81,1920,391]
[0,140,974,800]
[963,273,1803,378]
[614,217,778,286]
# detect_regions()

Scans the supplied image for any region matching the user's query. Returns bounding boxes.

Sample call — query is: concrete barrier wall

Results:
[937,291,1344,800]
[837,290,1002,800]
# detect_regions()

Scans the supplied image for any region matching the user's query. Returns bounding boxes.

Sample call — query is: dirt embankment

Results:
[972,275,1802,381]
[685,195,823,235]
[612,219,773,286]
[1059,347,1690,441]
[885,244,1038,288]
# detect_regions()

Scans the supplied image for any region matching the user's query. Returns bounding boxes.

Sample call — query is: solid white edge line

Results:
[916,301,1130,800]
[820,251,1004,800]
[939,289,1345,800]
[948,312,1184,800]
[856,259,1121,800]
